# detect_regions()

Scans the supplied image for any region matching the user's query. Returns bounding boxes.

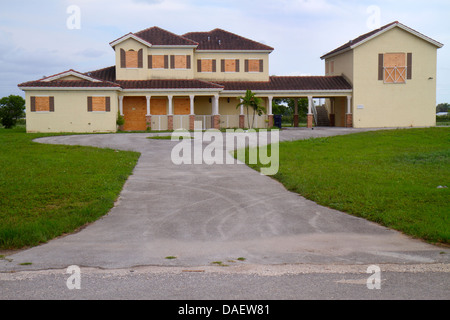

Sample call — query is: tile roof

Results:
[321,22,399,59]
[183,28,274,51]
[86,66,116,82]
[214,76,352,92]
[20,67,351,92]
[133,26,199,46]
[321,21,443,59]
[116,79,224,90]
[18,69,121,88]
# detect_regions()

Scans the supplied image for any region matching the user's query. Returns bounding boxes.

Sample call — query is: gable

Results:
[321,22,443,60]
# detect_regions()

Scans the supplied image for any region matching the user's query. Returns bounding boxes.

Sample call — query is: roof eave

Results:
[321,22,444,59]
[109,33,153,48]
[19,86,122,91]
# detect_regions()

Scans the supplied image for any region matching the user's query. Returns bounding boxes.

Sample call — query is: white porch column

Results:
[240,99,244,115]
[308,96,313,114]
[119,96,124,116]
[213,94,219,115]
[168,94,173,115]
[347,96,352,114]
[146,95,151,116]
[189,95,195,115]
[267,96,273,115]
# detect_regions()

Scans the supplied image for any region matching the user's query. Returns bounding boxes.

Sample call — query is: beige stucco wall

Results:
[114,39,195,80]
[351,27,439,128]
[194,52,270,81]
[325,50,354,85]
[114,38,270,82]
[25,90,119,133]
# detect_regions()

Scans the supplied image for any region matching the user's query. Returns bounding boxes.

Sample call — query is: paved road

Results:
[0,127,448,300]
[1,264,448,300]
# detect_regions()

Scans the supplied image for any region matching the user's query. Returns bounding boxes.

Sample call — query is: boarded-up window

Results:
[87,97,111,112]
[150,98,167,115]
[198,59,216,72]
[245,59,263,72]
[174,98,190,115]
[31,96,54,112]
[123,49,143,68]
[125,50,138,68]
[149,55,168,69]
[222,59,239,72]
[383,53,407,83]
[171,55,191,69]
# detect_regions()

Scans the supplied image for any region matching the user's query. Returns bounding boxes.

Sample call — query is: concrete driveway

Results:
[0,127,448,271]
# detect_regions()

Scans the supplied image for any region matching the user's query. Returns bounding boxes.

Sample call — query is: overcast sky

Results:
[1,0,448,104]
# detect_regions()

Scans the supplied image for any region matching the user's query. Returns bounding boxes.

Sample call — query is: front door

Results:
[123,97,147,131]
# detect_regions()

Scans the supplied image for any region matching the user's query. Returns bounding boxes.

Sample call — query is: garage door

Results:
[123,97,147,131]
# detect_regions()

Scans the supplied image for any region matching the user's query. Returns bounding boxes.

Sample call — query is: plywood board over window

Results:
[149,55,168,69]
[384,53,406,83]
[126,50,139,68]
[222,59,239,72]
[198,59,216,72]
[87,97,111,112]
[150,98,167,115]
[30,96,54,112]
[121,49,143,68]
[174,98,190,115]
[379,52,412,83]
[245,59,263,72]
[171,55,191,69]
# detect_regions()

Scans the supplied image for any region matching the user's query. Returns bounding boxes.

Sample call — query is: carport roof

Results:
[214,76,352,92]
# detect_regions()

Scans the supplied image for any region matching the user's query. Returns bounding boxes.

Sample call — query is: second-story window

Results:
[244,59,264,73]
[197,59,216,73]
[170,55,191,69]
[120,49,143,69]
[221,59,240,73]
[148,55,169,69]
[378,52,412,83]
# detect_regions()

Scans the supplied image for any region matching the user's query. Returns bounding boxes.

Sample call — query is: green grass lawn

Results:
[0,127,140,249]
[240,127,450,244]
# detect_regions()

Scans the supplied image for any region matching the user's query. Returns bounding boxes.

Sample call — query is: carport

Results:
[216,76,353,128]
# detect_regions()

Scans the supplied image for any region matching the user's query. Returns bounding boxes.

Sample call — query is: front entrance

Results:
[123,97,147,131]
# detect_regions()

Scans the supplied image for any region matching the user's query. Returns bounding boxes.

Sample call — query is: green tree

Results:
[436,103,450,113]
[0,95,25,129]
[273,98,308,125]
[237,90,265,129]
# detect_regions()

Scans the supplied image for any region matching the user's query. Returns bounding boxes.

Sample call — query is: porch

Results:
[118,94,270,131]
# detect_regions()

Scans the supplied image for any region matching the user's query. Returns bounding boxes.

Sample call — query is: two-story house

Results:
[321,21,443,128]
[18,22,442,132]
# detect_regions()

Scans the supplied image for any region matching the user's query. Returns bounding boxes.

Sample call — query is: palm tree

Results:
[236,90,266,129]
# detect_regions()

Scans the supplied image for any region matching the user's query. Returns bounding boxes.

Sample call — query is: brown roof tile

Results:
[110,27,199,47]
[18,69,120,88]
[321,21,399,59]
[215,76,352,92]
[86,66,116,82]
[116,79,224,90]
[18,80,120,88]
[183,28,274,51]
